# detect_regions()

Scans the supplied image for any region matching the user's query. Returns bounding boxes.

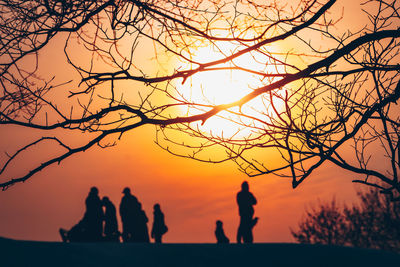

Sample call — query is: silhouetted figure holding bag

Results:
[120,187,139,242]
[151,203,168,243]
[102,196,119,242]
[130,202,149,243]
[215,220,229,243]
[236,181,258,243]
[82,186,104,242]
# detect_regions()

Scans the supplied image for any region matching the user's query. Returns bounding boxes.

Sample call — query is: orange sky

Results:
[0,123,362,243]
[0,0,375,243]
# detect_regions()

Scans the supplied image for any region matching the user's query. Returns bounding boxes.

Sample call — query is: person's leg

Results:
[242,216,252,243]
[237,219,243,243]
[97,222,103,241]
[121,222,128,242]
[59,228,68,242]
[247,216,258,243]
[248,226,254,243]
[242,226,249,243]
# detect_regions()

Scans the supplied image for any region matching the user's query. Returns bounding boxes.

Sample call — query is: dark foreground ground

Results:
[1,237,399,267]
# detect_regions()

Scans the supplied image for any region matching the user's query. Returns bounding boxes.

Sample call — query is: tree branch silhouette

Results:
[1,0,399,199]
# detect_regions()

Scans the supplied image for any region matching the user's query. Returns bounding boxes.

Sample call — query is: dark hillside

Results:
[1,237,399,267]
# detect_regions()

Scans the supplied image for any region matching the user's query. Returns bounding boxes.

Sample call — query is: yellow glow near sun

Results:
[176,42,284,138]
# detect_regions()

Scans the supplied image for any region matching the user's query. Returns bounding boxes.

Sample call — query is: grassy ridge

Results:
[1,237,399,267]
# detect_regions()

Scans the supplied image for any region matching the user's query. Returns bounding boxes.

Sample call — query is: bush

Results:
[291,190,400,252]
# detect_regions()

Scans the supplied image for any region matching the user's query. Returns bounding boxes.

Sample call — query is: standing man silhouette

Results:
[119,187,139,242]
[83,186,104,242]
[236,181,258,243]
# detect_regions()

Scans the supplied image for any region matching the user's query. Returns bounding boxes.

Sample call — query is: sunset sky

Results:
[0,124,361,243]
[0,0,378,243]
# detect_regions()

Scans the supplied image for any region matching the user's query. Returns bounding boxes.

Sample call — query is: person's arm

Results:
[119,200,125,218]
[161,213,165,226]
[251,193,257,205]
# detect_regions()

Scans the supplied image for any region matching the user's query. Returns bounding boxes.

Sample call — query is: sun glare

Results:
[175,42,284,138]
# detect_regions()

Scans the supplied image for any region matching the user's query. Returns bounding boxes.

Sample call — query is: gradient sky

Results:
[0,124,361,243]
[0,0,373,243]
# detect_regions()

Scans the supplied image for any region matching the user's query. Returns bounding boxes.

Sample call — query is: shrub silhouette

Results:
[291,189,400,252]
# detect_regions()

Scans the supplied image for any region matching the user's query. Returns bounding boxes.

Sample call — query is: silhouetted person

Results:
[236,181,258,243]
[59,187,103,243]
[132,202,150,243]
[119,187,139,242]
[60,219,88,242]
[151,203,168,243]
[102,196,119,242]
[215,220,229,244]
[82,186,104,242]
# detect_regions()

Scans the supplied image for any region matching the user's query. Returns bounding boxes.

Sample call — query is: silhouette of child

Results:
[215,220,229,243]
[102,196,120,242]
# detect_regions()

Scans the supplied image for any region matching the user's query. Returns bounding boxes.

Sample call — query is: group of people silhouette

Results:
[60,181,257,244]
[59,187,168,243]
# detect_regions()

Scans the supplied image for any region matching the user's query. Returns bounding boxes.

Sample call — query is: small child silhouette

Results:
[215,220,229,243]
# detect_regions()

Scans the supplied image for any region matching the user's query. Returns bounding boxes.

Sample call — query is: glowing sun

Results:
[176,42,284,138]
